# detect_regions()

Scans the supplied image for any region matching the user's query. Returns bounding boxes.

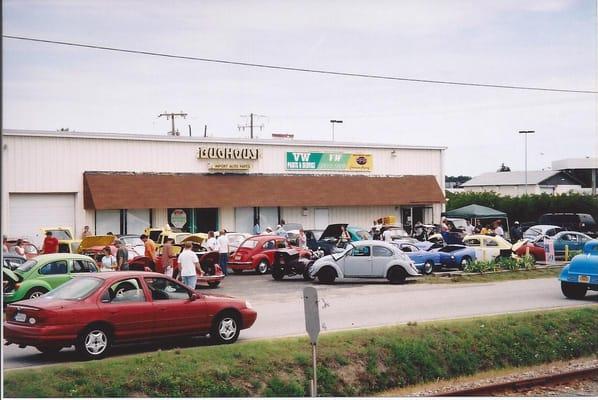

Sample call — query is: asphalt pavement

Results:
[3,274,597,370]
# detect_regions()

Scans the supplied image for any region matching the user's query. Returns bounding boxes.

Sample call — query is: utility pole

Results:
[158,111,188,136]
[519,130,535,196]
[239,113,266,138]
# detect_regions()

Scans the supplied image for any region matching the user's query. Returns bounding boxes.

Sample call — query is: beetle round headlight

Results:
[450,255,455,260]
[28,317,36,325]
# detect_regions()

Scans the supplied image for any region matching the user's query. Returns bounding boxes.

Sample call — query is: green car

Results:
[3,253,98,304]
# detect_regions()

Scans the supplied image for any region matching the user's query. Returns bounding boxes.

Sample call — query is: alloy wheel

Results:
[84,330,108,356]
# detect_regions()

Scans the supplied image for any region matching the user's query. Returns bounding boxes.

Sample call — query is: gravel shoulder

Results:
[378,356,598,397]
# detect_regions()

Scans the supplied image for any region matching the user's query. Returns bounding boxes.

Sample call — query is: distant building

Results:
[461,170,583,196]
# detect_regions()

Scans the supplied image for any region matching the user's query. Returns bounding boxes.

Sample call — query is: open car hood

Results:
[320,224,348,240]
[181,234,208,244]
[3,267,22,283]
[79,235,116,250]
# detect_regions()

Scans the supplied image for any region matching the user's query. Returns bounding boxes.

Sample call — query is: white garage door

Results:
[9,193,76,245]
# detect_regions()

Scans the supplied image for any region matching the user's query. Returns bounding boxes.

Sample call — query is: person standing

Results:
[42,231,59,254]
[510,221,523,243]
[217,229,229,276]
[14,239,26,256]
[253,219,261,235]
[140,234,157,262]
[81,226,92,239]
[115,240,129,271]
[494,221,505,237]
[339,226,351,247]
[100,246,116,271]
[382,228,393,242]
[178,242,202,289]
[206,231,219,252]
[3,235,9,253]
[464,221,475,236]
[298,228,307,250]
[161,237,175,277]
[275,224,287,238]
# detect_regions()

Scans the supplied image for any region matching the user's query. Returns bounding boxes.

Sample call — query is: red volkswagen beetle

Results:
[513,238,546,262]
[4,272,257,359]
[228,235,311,274]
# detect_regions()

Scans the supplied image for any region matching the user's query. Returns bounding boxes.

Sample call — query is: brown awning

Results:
[83,172,445,210]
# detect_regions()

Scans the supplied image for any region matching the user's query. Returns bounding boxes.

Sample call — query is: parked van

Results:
[538,213,597,237]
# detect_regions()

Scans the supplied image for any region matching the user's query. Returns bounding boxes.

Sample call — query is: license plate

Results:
[14,313,26,322]
[578,275,590,283]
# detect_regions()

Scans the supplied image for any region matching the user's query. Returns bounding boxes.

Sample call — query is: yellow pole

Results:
[564,245,569,262]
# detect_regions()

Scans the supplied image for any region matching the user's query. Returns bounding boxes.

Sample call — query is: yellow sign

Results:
[347,154,373,171]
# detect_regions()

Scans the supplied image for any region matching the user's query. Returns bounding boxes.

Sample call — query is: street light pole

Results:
[330,120,343,141]
[519,130,535,195]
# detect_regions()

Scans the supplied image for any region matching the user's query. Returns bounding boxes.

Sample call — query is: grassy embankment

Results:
[4,306,597,397]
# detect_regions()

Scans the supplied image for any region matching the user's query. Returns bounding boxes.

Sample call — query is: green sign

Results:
[286,152,372,171]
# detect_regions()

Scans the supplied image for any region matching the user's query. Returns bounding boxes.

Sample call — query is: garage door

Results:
[9,193,76,245]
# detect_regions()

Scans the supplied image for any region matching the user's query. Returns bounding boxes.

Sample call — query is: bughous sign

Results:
[197,147,260,160]
[286,152,373,171]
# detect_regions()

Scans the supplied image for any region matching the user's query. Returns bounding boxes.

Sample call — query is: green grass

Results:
[4,307,597,397]
[420,267,561,284]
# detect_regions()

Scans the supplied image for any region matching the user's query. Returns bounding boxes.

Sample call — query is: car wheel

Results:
[561,282,587,300]
[36,345,62,355]
[211,313,240,344]
[26,288,48,299]
[423,261,434,275]
[208,281,221,288]
[272,268,285,281]
[255,260,270,275]
[317,267,336,284]
[76,325,111,360]
[387,267,407,284]
[459,256,471,270]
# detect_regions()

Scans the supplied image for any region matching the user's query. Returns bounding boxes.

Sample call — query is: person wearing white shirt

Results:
[178,242,201,289]
[217,229,229,275]
[494,221,505,237]
[382,229,393,242]
[206,231,219,252]
[465,221,475,236]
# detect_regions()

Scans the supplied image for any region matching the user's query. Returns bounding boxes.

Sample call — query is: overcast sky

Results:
[3,0,597,176]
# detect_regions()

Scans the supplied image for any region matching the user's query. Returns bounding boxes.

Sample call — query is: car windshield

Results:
[121,237,143,246]
[240,239,259,249]
[332,245,353,261]
[354,230,371,240]
[47,230,72,240]
[16,260,37,273]
[44,277,103,300]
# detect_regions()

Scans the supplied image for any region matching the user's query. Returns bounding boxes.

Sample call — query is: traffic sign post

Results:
[303,287,320,397]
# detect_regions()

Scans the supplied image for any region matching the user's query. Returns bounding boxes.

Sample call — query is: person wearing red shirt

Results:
[42,231,59,254]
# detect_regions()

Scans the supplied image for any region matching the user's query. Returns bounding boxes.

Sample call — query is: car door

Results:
[372,245,394,277]
[483,238,501,260]
[144,277,209,337]
[36,259,71,289]
[343,245,372,277]
[98,277,155,341]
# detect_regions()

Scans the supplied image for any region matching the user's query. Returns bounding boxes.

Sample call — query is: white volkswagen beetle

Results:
[308,240,421,284]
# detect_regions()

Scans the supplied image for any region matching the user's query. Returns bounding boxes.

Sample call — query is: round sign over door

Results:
[170,209,187,229]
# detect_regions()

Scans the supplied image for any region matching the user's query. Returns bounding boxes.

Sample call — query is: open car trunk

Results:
[3,268,23,293]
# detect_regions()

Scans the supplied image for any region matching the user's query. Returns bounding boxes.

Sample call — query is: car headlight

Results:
[245,300,253,309]
[450,255,455,259]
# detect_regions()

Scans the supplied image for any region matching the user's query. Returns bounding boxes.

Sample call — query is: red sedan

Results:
[513,238,546,262]
[229,235,311,274]
[4,272,257,359]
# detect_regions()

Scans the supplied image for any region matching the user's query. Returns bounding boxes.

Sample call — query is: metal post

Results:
[312,343,317,397]
[592,169,596,196]
[524,133,528,195]
[250,113,254,139]
[331,123,334,141]
[171,116,176,137]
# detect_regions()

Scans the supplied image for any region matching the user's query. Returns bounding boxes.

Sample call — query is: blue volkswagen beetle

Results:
[559,239,598,299]
[391,241,440,274]
[434,244,477,270]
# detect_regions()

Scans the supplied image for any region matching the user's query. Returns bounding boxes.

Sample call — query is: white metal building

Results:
[461,170,584,196]
[2,129,446,244]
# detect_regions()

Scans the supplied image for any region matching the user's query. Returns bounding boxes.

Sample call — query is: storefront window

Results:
[235,207,254,234]
[126,209,150,235]
[96,210,121,235]
[259,207,278,231]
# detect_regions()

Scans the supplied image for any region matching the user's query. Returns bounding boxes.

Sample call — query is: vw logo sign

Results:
[356,156,367,165]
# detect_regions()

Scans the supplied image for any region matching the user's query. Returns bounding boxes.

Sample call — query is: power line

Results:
[3,34,598,95]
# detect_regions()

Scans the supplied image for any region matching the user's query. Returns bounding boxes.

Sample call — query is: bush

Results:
[446,192,598,223]
[464,256,536,274]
